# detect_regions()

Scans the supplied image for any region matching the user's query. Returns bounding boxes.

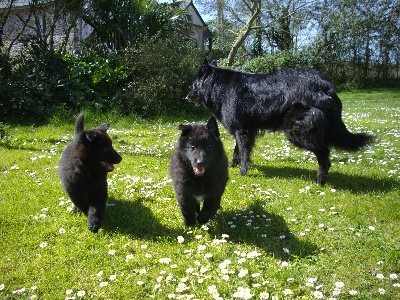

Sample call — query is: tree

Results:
[310,0,400,81]
[195,0,310,64]
[226,0,260,65]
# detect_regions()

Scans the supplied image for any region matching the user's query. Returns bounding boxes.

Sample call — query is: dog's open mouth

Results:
[100,161,115,172]
[193,165,205,176]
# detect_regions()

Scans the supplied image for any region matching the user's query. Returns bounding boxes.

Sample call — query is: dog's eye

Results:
[189,145,195,151]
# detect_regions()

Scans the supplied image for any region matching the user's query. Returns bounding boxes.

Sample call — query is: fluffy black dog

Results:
[59,113,122,233]
[187,60,373,185]
[170,116,228,227]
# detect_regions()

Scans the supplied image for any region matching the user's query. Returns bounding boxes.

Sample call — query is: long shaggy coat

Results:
[186,60,373,185]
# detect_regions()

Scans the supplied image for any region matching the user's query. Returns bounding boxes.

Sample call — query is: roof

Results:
[0,0,49,9]
[180,0,212,38]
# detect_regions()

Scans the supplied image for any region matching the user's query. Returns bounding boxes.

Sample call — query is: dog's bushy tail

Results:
[74,113,85,137]
[332,119,374,151]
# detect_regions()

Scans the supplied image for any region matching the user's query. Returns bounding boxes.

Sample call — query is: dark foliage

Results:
[122,33,204,117]
[1,32,204,121]
[2,36,74,119]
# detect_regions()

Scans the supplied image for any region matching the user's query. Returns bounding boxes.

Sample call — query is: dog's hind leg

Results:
[313,148,331,186]
[68,193,89,215]
[234,129,257,175]
[283,105,331,185]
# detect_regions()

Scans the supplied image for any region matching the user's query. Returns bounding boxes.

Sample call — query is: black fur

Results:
[59,113,122,233]
[170,116,229,227]
[187,60,373,185]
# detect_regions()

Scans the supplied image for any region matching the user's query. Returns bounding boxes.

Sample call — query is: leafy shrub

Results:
[238,50,312,74]
[3,32,206,120]
[4,36,73,120]
[2,36,133,120]
[123,33,204,117]
[63,51,132,111]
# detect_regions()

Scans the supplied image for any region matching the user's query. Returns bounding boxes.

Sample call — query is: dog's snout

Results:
[115,153,122,164]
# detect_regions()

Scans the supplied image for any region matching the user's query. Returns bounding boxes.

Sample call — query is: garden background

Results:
[1,0,399,299]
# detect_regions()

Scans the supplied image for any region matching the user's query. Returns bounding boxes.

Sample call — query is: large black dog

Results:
[187,60,373,185]
[59,113,122,233]
[170,116,228,227]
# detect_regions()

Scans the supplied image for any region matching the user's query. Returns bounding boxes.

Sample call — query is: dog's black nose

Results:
[115,154,122,164]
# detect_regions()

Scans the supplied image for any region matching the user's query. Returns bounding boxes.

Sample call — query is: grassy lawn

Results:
[0,89,399,299]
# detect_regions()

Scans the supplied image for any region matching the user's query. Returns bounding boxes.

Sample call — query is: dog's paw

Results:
[88,224,100,233]
[183,217,197,228]
[240,168,248,176]
[230,160,239,167]
[197,212,215,225]
[87,218,101,233]
[316,174,327,186]
[73,206,83,214]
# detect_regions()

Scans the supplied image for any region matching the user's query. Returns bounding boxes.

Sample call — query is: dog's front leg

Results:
[87,192,107,233]
[178,198,198,227]
[235,130,257,175]
[197,198,220,225]
[230,143,240,167]
[87,204,106,233]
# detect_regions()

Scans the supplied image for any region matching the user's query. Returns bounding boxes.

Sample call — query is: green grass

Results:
[1,89,399,299]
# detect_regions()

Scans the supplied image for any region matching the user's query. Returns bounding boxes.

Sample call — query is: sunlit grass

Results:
[0,89,399,299]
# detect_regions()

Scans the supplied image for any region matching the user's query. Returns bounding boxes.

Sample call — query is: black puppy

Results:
[170,116,228,227]
[59,113,122,233]
[187,60,373,185]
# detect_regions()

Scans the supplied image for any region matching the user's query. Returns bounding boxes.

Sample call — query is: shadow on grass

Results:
[213,200,319,261]
[253,165,397,193]
[102,197,181,239]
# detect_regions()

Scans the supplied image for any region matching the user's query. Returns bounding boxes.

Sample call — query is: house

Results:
[0,0,84,54]
[0,0,212,55]
[179,0,212,51]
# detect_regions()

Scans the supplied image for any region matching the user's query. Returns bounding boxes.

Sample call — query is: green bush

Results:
[123,33,204,117]
[5,36,73,119]
[238,50,312,74]
[2,36,133,120]
[3,33,205,121]
[63,51,132,111]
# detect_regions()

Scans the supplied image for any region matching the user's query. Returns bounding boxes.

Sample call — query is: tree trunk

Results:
[227,0,261,66]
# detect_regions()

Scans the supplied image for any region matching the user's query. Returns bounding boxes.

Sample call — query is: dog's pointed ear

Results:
[74,113,85,137]
[201,59,211,73]
[178,124,193,136]
[99,123,109,131]
[207,116,220,138]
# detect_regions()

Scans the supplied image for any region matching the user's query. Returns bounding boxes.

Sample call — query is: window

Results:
[39,15,46,33]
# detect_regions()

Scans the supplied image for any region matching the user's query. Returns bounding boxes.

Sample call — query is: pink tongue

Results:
[194,165,205,175]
